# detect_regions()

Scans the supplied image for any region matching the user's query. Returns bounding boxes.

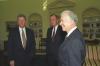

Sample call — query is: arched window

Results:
[29,13,45,55]
[82,8,100,41]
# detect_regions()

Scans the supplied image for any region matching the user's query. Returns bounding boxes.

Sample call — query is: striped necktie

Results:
[22,29,26,49]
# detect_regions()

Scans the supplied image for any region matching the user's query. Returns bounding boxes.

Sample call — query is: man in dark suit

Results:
[59,10,86,66]
[7,14,36,66]
[46,14,66,66]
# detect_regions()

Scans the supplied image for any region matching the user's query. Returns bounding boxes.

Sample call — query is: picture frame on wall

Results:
[6,21,17,32]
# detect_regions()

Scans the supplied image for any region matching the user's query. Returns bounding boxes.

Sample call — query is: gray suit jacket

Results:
[59,28,86,66]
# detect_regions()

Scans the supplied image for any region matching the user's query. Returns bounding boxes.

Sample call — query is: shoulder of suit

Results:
[8,27,18,35]
[10,27,18,32]
[58,25,64,32]
[47,27,52,31]
[58,25,62,29]
[26,27,31,31]
[12,27,32,32]
[71,29,83,39]
[26,27,34,32]
[48,27,52,30]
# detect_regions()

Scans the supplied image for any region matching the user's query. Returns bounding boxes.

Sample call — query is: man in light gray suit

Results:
[58,10,86,66]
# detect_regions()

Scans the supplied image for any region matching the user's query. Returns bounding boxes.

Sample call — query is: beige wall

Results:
[0,0,100,41]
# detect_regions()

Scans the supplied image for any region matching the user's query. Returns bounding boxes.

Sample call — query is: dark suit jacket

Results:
[7,27,36,66]
[59,28,86,66]
[46,25,66,63]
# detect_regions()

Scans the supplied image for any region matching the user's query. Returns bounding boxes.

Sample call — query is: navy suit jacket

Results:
[46,25,66,61]
[59,28,86,66]
[7,27,36,66]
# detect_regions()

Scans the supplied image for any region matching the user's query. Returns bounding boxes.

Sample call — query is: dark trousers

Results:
[15,58,33,66]
[47,56,58,66]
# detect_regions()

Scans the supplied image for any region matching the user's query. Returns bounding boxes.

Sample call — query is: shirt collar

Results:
[67,26,77,37]
[19,27,25,31]
[52,25,58,33]
[55,25,58,31]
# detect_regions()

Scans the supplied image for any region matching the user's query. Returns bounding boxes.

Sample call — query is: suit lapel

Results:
[61,31,73,49]
[17,27,28,50]
[25,28,28,49]
[61,28,81,52]
[64,28,79,41]
[16,27,23,48]
[55,26,59,37]
[52,25,60,39]
[60,29,80,51]
[50,27,53,38]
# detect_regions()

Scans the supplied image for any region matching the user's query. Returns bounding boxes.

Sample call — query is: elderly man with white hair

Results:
[58,10,86,66]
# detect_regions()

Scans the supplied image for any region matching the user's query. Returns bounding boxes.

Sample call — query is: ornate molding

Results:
[47,0,75,15]
[48,0,75,9]
[82,8,100,17]
[29,13,42,22]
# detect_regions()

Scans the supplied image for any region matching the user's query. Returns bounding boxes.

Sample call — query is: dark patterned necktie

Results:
[52,27,55,40]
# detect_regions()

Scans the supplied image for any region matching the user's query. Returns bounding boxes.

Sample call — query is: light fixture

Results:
[42,0,48,11]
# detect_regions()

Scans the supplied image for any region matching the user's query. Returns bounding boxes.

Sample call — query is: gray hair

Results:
[61,10,78,22]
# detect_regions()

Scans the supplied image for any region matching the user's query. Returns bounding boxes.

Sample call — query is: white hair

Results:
[61,10,78,23]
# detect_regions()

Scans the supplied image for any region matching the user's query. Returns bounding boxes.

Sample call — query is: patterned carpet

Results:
[84,44,100,66]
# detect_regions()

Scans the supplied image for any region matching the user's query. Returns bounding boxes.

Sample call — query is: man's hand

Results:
[10,60,14,66]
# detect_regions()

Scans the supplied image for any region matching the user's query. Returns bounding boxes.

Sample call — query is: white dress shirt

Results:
[19,27,27,45]
[51,25,58,37]
[66,26,77,37]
